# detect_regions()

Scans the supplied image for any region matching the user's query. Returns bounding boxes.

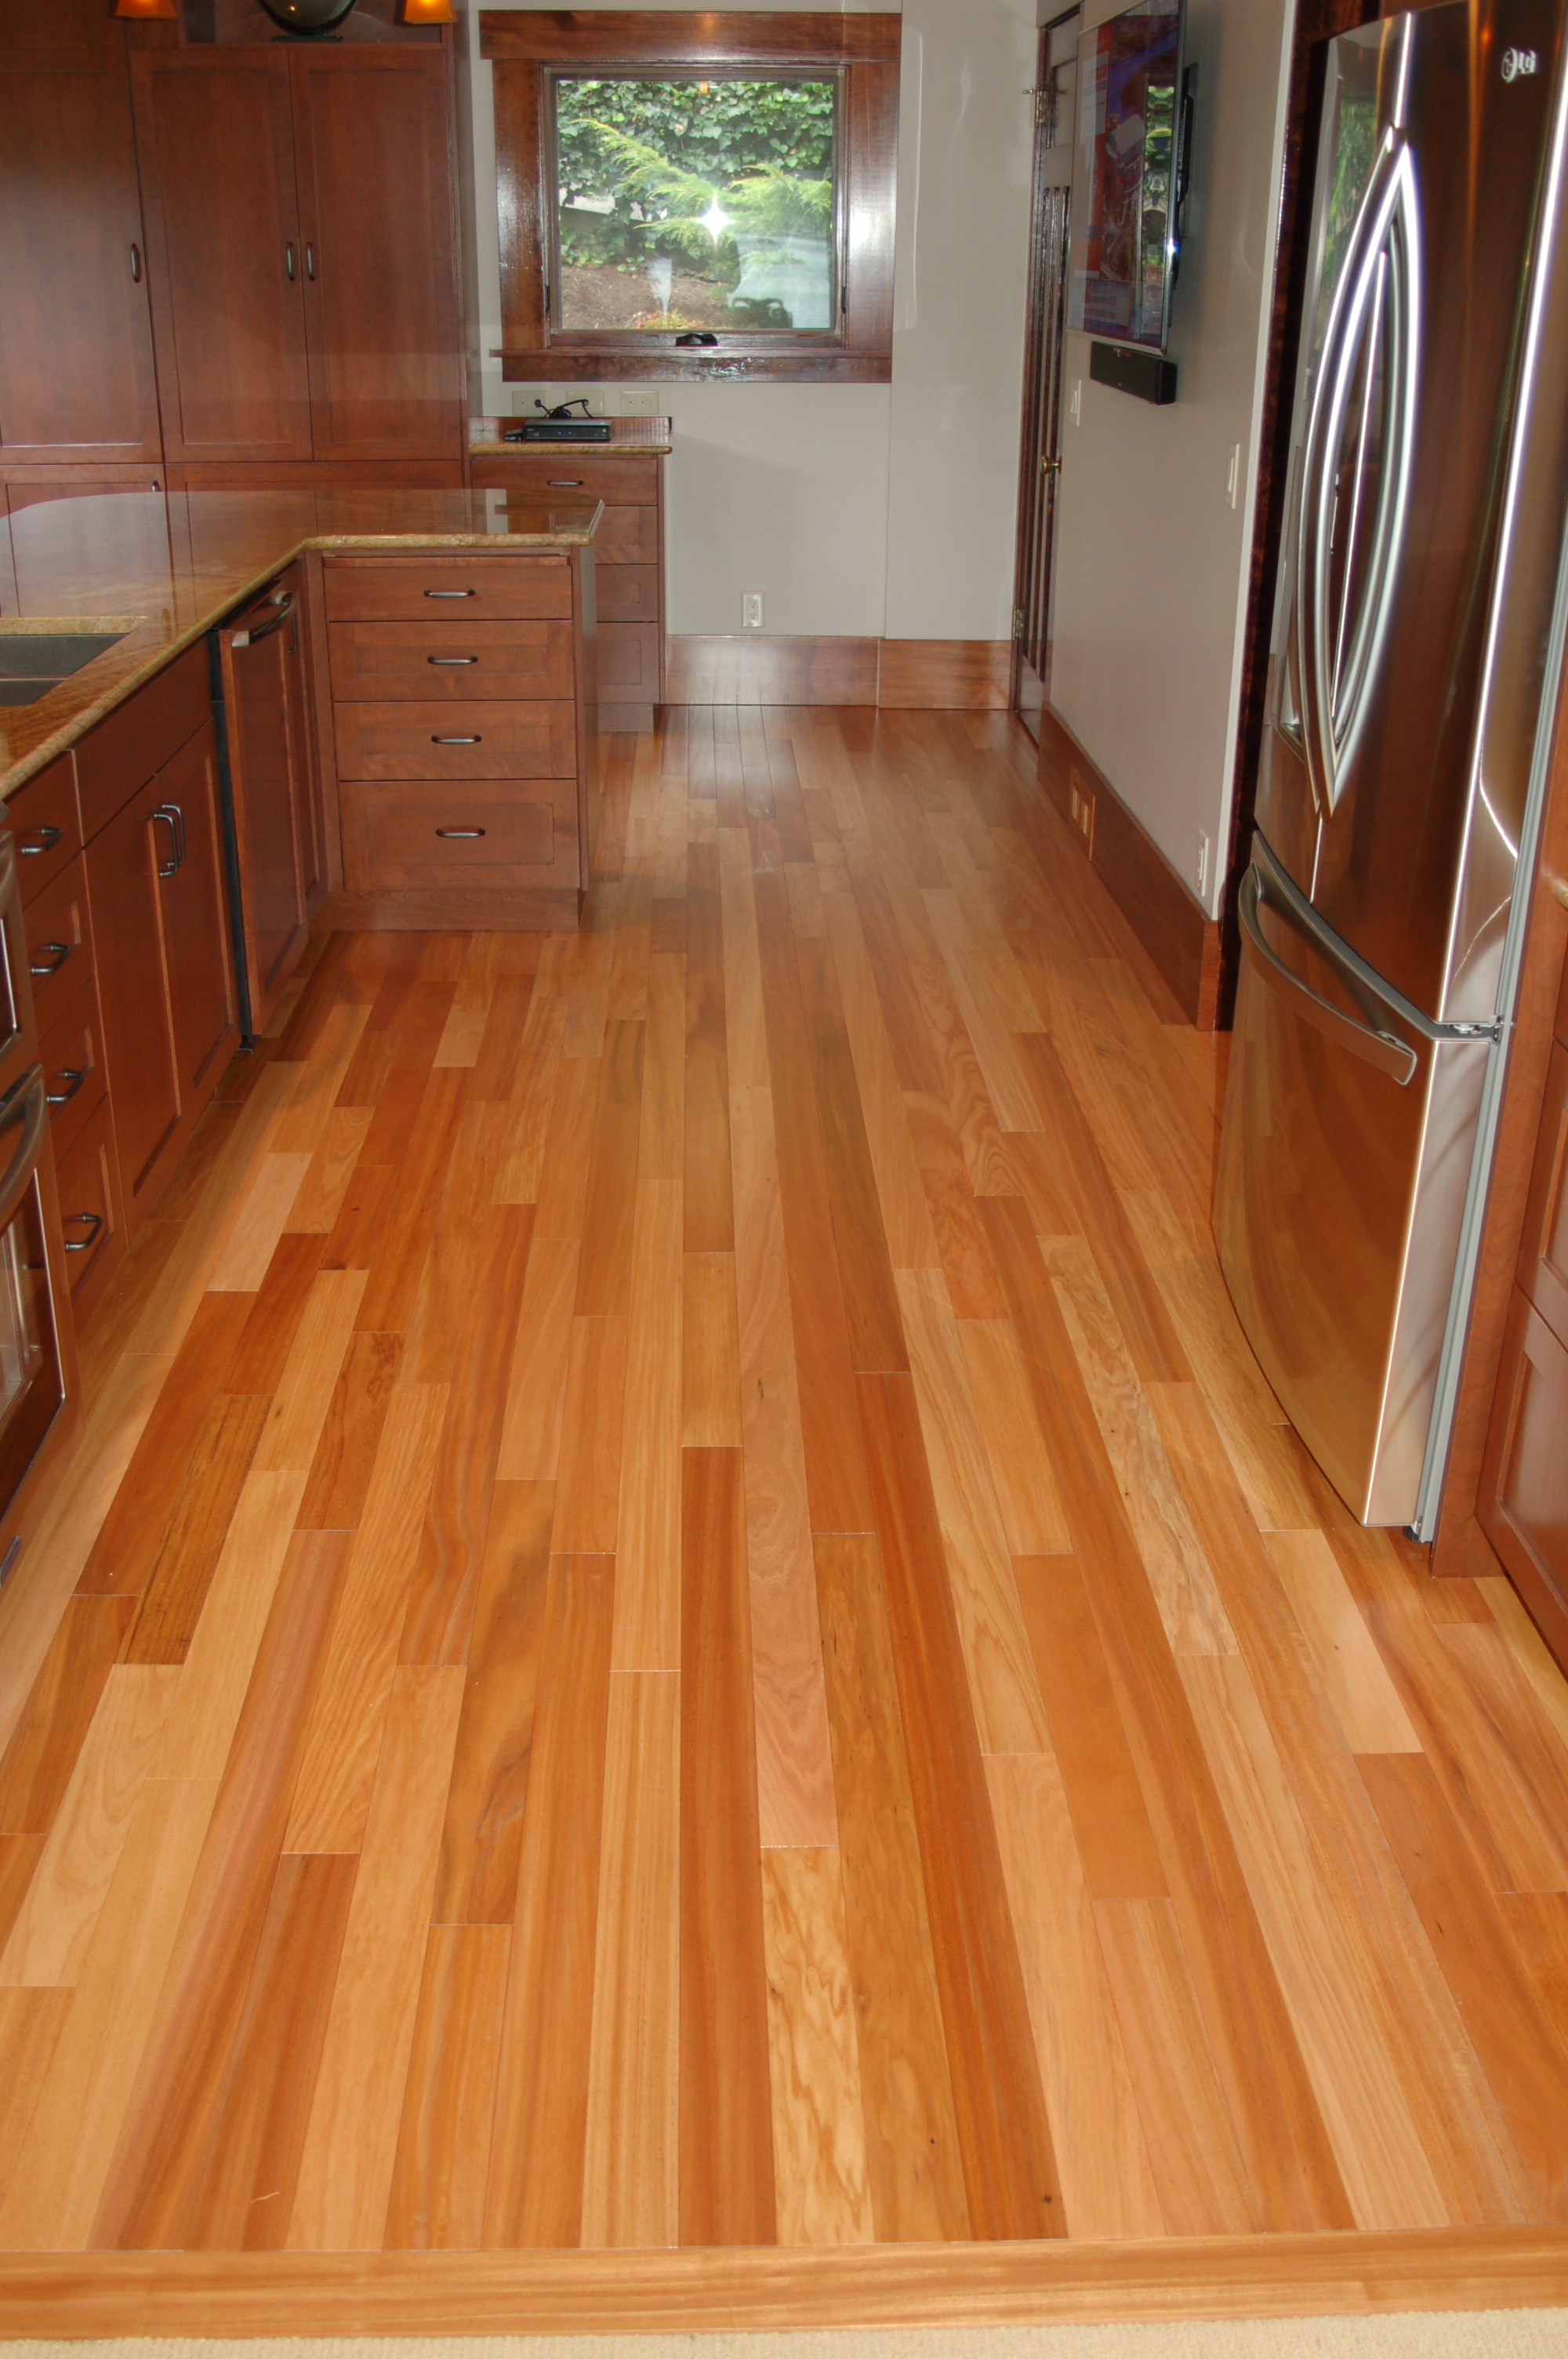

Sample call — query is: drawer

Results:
[333,700,577,783]
[23,852,93,1017]
[472,455,659,506]
[598,623,661,697]
[53,1085,125,1312]
[7,755,83,903]
[37,955,107,1165]
[346,780,579,893]
[74,640,209,841]
[597,564,660,624]
[323,556,573,624]
[327,619,574,703]
[594,506,658,567]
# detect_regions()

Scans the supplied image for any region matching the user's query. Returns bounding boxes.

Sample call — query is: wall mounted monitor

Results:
[1066,1,1185,352]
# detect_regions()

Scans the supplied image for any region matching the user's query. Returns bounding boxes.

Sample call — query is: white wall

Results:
[1048,0,1297,916]
[461,0,1036,642]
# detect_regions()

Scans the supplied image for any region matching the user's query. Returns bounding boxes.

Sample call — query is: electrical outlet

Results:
[1069,378,1083,428]
[1225,442,1242,511]
[742,591,764,631]
[1195,830,1210,898]
[619,387,658,416]
[1069,771,1095,854]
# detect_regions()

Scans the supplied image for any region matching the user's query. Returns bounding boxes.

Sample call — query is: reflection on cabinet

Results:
[0,3,162,470]
[221,562,322,1031]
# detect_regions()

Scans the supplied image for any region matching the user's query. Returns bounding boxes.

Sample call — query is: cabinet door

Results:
[1479,1290,1568,1664]
[130,49,313,466]
[83,775,182,1208]
[222,572,309,1030]
[291,50,461,464]
[154,723,238,1096]
[0,16,162,466]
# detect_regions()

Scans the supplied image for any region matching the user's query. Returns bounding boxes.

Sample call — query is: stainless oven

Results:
[0,827,74,1588]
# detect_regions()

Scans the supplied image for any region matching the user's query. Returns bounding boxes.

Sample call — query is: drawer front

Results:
[23,852,93,1016]
[53,1086,125,1309]
[38,961,107,1165]
[8,755,83,903]
[595,506,658,567]
[347,780,579,892]
[74,640,209,842]
[328,620,575,703]
[598,623,661,697]
[323,557,573,624]
[472,455,659,506]
[597,563,660,624]
[1519,1036,1568,1348]
[333,700,578,783]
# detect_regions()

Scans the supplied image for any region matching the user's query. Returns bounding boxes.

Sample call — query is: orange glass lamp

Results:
[114,0,179,16]
[401,0,456,18]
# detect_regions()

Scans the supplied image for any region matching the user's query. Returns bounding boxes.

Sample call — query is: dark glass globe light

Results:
[256,0,360,30]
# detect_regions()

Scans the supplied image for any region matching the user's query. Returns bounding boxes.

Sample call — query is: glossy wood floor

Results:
[2,707,1568,2328]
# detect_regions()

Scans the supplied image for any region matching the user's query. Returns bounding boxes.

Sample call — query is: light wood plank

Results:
[613,954,684,1671]
[550,1318,628,1558]
[154,1468,310,1783]
[819,872,942,1275]
[681,1253,742,1448]
[1265,1529,1423,1755]
[286,1104,376,1234]
[495,1237,580,1484]
[250,1269,368,1474]
[205,1154,316,1295]
[385,1924,510,2249]
[760,1847,875,2247]
[957,1318,1070,1557]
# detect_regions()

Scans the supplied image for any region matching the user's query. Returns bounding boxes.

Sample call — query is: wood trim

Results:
[662,636,1011,710]
[479,12,900,67]
[0,2229,1566,2334]
[1039,705,1220,1029]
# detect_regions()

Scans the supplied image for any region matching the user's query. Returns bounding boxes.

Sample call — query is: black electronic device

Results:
[1089,340,1178,406]
[503,397,614,446]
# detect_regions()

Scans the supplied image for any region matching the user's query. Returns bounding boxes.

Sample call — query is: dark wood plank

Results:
[573,1020,644,1320]
[684,841,733,1255]
[678,1448,775,2248]
[223,1233,330,1397]
[354,1067,470,1336]
[125,1396,273,1665]
[0,1834,45,1957]
[0,1595,136,1835]
[795,934,908,1376]
[296,1329,405,1532]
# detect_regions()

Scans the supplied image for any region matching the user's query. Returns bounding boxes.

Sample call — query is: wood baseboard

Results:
[0,2229,1565,2335]
[1039,705,1221,1030]
[663,634,1011,709]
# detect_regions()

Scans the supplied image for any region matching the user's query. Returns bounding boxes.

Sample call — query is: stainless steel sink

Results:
[0,631,127,707]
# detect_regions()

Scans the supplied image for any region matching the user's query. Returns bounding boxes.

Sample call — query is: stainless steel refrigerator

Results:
[1216,0,1568,1532]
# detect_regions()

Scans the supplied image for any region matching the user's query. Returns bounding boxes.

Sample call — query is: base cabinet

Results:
[222,563,320,1030]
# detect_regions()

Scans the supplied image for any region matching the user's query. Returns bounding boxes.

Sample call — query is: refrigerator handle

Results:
[1239,863,1418,1085]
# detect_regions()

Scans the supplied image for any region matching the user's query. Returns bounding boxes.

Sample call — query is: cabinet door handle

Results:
[431,734,481,745]
[152,802,186,877]
[548,478,584,487]
[19,826,63,857]
[28,942,72,980]
[285,242,296,282]
[305,242,317,282]
[436,827,486,839]
[427,655,478,666]
[129,242,143,285]
[63,1211,103,1253]
[46,1068,86,1110]
[424,588,476,599]
[230,589,295,649]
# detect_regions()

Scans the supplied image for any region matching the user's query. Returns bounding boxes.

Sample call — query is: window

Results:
[481,11,900,383]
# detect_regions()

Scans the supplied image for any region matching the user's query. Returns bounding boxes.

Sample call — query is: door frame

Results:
[1009,7,1079,737]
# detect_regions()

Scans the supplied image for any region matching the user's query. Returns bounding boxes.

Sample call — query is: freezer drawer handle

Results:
[1240,864,1417,1085]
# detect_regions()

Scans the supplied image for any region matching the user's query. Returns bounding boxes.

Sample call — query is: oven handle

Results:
[0,1070,48,1233]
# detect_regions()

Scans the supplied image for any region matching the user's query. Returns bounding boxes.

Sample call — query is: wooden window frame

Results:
[479,9,899,385]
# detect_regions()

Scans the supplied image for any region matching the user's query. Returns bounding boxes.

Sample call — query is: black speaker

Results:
[1089,341,1178,407]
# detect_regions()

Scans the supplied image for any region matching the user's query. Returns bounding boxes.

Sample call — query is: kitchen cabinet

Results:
[0,5,162,471]
[220,562,321,1031]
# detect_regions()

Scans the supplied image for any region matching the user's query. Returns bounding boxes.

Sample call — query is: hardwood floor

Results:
[1,704,1567,2328]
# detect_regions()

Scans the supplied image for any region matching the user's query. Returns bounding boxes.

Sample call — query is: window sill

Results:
[496,347,891,386]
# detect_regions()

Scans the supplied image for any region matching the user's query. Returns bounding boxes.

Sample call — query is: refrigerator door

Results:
[1217,839,1493,1525]
[1258,0,1566,1022]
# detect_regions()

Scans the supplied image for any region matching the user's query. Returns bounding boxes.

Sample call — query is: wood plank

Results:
[122,1396,273,1666]
[818,875,941,1276]
[250,1268,368,1476]
[1265,1529,1423,1755]
[894,1269,1051,1754]
[286,1663,465,2250]
[495,1236,580,1483]
[492,990,570,1206]
[681,1252,741,1448]
[901,1090,1008,1320]
[581,1671,681,2250]
[485,1553,615,2248]
[353,1067,470,1335]
[718,826,768,1090]
[0,1839,41,1963]
[957,1319,1071,1558]
[729,1085,839,1848]
[684,841,734,1254]
[573,1021,645,1318]
[985,1752,1164,2240]
[550,1318,628,1557]
[855,1369,1062,2240]
[296,1329,404,1532]
[0,1990,71,2212]
[0,1666,178,1990]
[223,1232,331,1396]
[284,1387,448,1854]
[205,1154,316,1295]
[0,1595,137,1833]
[385,1924,511,2250]
[760,1847,875,2247]
[920,889,1041,1133]
[154,1468,311,1785]
[430,1481,554,1927]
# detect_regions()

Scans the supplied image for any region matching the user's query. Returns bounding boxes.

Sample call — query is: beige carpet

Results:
[5,2324,1567,2357]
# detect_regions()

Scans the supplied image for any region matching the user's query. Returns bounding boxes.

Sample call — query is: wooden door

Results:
[290,49,462,465]
[130,49,314,466]
[154,722,238,1096]
[0,8,162,467]
[1011,14,1077,743]
[82,774,182,1209]
[221,571,310,1031]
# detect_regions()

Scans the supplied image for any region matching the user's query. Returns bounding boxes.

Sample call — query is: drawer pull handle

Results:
[424,588,476,599]
[436,827,486,839]
[29,942,72,980]
[548,478,584,487]
[63,1211,103,1252]
[46,1068,86,1109]
[431,734,481,745]
[20,827,63,857]
[427,655,479,666]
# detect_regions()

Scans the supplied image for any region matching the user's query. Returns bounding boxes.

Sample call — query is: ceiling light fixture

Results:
[401,0,457,19]
[114,0,179,18]
[254,0,361,30]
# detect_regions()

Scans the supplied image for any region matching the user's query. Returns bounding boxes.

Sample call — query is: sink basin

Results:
[0,631,127,707]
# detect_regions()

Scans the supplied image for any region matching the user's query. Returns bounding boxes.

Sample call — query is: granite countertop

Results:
[469,415,673,457]
[0,485,602,801]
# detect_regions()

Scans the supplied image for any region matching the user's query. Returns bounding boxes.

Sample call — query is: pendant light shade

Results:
[401,0,456,18]
[114,0,179,17]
